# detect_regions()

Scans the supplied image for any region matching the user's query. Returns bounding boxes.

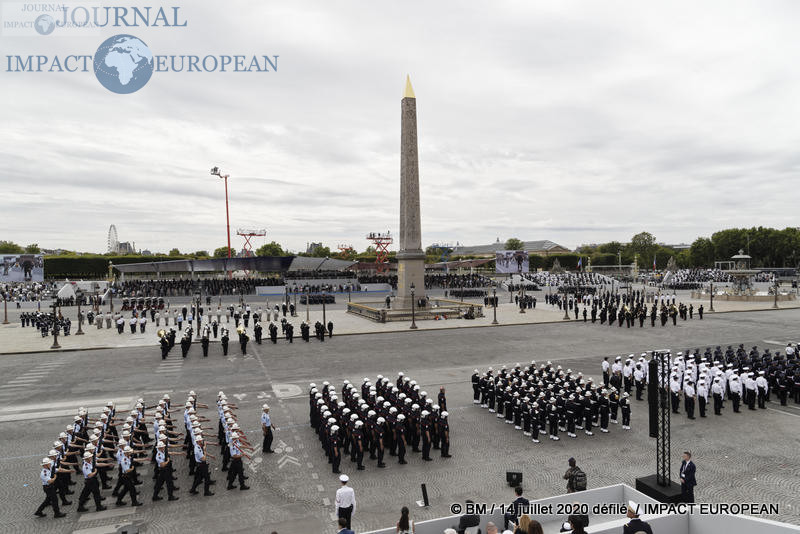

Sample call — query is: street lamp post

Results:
[50,301,61,349]
[410,283,418,329]
[293,288,298,316]
[75,293,84,335]
[709,282,714,312]
[210,166,233,278]
[322,288,327,327]
[773,280,779,309]
[491,284,498,325]
[347,284,351,303]
[195,291,202,339]
[2,296,8,325]
[305,287,309,322]
[563,291,570,320]
[519,284,525,314]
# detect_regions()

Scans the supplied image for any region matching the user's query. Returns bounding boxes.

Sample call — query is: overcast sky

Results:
[2,0,799,254]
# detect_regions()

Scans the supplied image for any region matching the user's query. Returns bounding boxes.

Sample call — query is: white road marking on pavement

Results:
[233,393,247,401]
[272,383,303,398]
[768,407,800,418]
[0,397,135,422]
[77,507,135,522]
[322,497,330,506]
[316,484,324,492]
[73,522,134,534]
[763,340,786,345]
[277,454,300,469]
[0,397,134,413]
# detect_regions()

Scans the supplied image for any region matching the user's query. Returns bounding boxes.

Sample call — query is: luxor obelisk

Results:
[396,75,426,310]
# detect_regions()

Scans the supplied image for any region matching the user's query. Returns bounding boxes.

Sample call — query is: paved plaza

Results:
[3,288,799,354]
[1,307,800,533]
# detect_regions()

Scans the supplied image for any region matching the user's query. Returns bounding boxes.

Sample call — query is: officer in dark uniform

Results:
[269,323,278,344]
[211,320,219,338]
[396,414,408,464]
[375,417,386,467]
[220,328,229,355]
[254,322,263,344]
[420,411,432,461]
[439,411,451,457]
[286,322,294,343]
[327,320,334,338]
[159,332,170,359]
[330,425,341,474]
[301,321,310,342]
[180,333,191,358]
[238,327,249,355]
[201,326,210,357]
[437,387,447,412]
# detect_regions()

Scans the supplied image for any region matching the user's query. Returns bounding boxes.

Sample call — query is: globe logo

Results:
[34,14,56,35]
[93,34,154,94]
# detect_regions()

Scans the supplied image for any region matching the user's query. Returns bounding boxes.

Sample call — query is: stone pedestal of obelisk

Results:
[396,75,426,310]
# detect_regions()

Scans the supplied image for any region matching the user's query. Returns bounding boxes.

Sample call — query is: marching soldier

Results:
[76,451,110,513]
[269,322,278,344]
[226,432,252,490]
[201,326,210,357]
[115,446,143,507]
[159,331,170,359]
[220,327,229,355]
[35,458,66,518]
[239,327,249,354]
[180,333,191,359]
[189,437,215,496]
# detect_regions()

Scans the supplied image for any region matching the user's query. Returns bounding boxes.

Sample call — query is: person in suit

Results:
[454,499,480,534]
[336,517,355,534]
[679,450,697,503]
[504,486,530,529]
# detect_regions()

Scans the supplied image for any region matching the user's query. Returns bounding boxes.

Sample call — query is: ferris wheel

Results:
[107,224,119,253]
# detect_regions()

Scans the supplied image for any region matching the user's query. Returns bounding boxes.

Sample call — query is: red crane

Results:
[366,232,393,274]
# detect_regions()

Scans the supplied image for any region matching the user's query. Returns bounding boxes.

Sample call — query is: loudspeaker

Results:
[506,471,523,487]
[648,358,658,438]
